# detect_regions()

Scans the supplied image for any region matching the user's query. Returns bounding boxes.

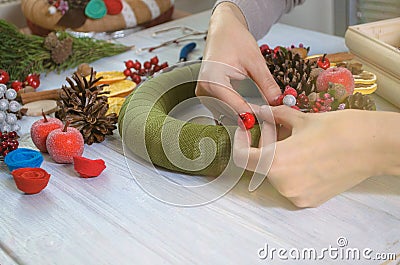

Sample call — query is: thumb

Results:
[257,105,306,130]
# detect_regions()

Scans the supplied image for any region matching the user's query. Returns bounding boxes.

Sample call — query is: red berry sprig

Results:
[0,131,19,158]
[311,93,334,113]
[123,56,168,85]
[238,112,256,130]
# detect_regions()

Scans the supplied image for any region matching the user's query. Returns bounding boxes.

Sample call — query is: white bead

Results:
[5,89,17,100]
[11,123,21,132]
[283,94,297,107]
[0,84,6,93]
[0,99,9,111]
[0,111,5,123]
[6,113,17,125]
[8,101,21,113]
[2,123,11,133]
[48,6,57,15]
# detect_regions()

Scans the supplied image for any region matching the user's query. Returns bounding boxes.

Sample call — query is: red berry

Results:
[150,56,159,65]
[25,74,40,88]
[131,74,141,84]
[291,105,300,111]
[123,68,132,77]
[0,69,10,84]
[275,94,284,105]
[273,46,281,54]
[144,61,151,70]
[238,112,256,130]
[11,81,23,92]
[283,86,298,98]
[125,60,135,69]
[8,131,17,139]
[260,44,271,55]
[153,65,161,72]
[160,62,169,69]
[133,61,141,70]
[2,150,9,157]
[138,69,146,76]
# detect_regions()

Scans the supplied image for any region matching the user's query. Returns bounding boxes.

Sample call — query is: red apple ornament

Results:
[316,67,355,94]
[31,111,63,152]
[46,121,84,163]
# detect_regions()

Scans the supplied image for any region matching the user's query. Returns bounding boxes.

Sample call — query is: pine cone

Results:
[56,69,118,145]
[44,32,59,50]
[264,49,318,95]
[51,37,73,64]
[344,92,376,111]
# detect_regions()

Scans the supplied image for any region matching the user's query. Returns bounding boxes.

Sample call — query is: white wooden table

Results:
[1,11,399,265]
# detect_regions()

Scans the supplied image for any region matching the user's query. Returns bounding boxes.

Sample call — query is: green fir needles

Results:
[0,20,130,81]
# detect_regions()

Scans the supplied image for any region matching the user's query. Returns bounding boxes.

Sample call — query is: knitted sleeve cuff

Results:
[213,0,305,40]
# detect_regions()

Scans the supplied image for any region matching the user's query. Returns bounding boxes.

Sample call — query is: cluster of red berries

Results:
[123,56,168,84]
[0,131,19,157]
[0,69,41,91]
[310,93,334,113]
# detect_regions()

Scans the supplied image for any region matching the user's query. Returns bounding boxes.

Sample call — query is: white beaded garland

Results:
[0,84,6,98]
[0,99,9,111]
[6,113,17,125]
[0,111,5,123]
[283,94,297,107]
[5,88,17,100]
[1,123,11,133]
[8,101,21,112]
[11,123,21,132]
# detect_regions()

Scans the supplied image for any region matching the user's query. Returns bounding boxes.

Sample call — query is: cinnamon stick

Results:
[20,89,61,105]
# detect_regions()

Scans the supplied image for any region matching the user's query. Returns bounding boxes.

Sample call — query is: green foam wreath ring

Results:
[118,63,261,177]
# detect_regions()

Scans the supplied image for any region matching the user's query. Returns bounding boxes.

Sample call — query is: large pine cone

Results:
[264,48,317,95]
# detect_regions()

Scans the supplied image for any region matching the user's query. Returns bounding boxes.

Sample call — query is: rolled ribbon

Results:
[4,148,44,171]
[12,167,51,194]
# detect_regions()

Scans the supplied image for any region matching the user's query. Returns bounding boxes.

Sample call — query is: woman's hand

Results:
[195,2,281,120]
[234,105,400,208]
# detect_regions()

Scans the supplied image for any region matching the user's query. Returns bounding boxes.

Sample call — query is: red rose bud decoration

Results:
[0,69,10,84]
[73,156,106,178]
[12,167,51,194]
[238,112,256,130]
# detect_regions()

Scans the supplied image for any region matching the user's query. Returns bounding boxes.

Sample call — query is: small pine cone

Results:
[344,92,376,110]
[51,37,73,64]
[44,32,59,50]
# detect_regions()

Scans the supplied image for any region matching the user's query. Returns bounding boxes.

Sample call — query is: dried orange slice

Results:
[102,79,136,97]
[91,71,126,84]
[354,83,378,95]
[107,97,126,116]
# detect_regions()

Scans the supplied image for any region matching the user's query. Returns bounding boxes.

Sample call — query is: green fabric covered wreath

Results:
[118,63,261,176]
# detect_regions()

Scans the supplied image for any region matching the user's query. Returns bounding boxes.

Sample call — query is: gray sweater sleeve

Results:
[213,0,305,40]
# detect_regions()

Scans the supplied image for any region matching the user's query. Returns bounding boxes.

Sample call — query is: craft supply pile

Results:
[0,18,378,195]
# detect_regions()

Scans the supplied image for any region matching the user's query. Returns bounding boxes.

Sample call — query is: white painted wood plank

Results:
[1,10,399,265]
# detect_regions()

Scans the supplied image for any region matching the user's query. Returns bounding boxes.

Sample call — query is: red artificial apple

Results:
[316,67,355,94]
[46,121,84,164]
[30,111,63,152]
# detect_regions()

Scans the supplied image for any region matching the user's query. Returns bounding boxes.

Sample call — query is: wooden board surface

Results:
[0,11,399,265]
